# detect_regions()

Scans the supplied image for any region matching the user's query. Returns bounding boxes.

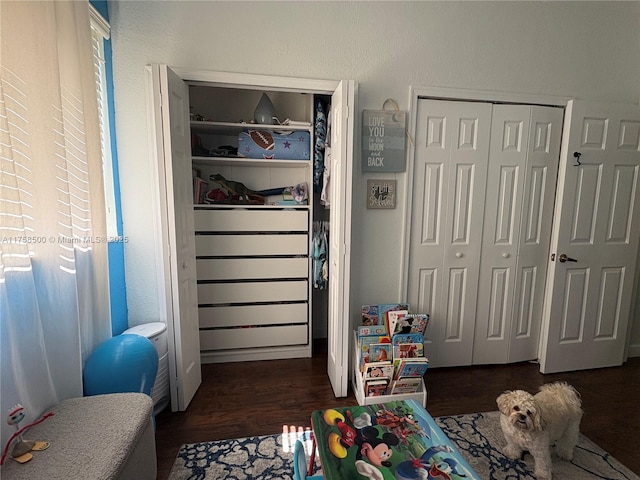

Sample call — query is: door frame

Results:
[150,67,355,401]
[401,86,574,364]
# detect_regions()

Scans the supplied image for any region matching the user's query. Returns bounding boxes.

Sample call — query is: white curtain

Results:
[0,1,111,449]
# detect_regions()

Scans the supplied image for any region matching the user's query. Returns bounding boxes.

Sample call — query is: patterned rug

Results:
[167,411,639,480]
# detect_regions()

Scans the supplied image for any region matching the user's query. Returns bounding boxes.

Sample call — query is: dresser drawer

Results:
[197,257,308,281]
[197,280,308,305]
[194,209,308,232]
[195,234,308,256]
[200,324,308,351]
[198,303,308,329]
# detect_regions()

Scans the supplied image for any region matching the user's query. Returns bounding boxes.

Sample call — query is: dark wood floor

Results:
[155,346,640,479]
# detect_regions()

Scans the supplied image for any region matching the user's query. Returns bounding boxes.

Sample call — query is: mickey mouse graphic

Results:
[353,426,400,479]
[323,408,401,480]
[356,426,399,468]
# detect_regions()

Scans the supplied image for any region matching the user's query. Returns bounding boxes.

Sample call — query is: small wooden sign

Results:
[367,179,396,209]
[362,110,407,172]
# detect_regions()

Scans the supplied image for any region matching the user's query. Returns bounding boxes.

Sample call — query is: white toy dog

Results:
[496,381,583,480]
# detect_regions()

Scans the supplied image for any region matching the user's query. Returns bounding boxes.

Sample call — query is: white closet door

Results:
[473,105,562,364]
[539,100,640,373]
[510,106,563,362]
[153,65,202,410]
[408,99,492,367]
[327,80,355,397]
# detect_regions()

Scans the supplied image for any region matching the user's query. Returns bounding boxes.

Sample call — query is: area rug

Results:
[167,411,639,480]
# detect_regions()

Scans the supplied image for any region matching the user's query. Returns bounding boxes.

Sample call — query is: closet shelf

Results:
[192,156,311,168]
[191,120,312,135]
[193,203,310,210]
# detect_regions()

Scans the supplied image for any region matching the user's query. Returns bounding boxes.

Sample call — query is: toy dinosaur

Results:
[209,173,262,204]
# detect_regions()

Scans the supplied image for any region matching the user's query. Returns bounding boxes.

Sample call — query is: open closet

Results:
[150,65,355,410]
[189,85,334,363]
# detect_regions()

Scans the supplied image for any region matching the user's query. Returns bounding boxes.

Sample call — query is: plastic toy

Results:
[1,404,53,465]
[292,182,309,203]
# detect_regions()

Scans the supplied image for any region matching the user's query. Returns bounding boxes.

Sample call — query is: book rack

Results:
[352,335,427,407]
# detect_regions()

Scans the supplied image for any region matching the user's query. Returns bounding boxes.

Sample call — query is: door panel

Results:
[155,65,202,410]
[474,105,530,363]
[409,100,492,367]
[509,106,563,362]
[474,105,562,364]
[410,100,562,367]
[539,100,640,373]
[327,80,355,397]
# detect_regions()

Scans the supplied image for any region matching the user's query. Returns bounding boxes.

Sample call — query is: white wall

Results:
[108,1,640,352]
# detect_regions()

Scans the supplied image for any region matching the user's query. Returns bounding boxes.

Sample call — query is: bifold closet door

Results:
[408,99,562,368]
[408,99,492,367]
[473,105,562,365]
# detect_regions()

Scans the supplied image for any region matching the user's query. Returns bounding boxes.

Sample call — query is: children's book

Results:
[359,334,391,347]
[363,361,394,381]
[390,377,423,395]
[391,333,425,345]
[359,337,391,370]
[394,358,430,378]
[359,334,391,364]
[361,305,379,326]
[393,313,430,335]
[369,343,392,363]
[386,309,409,337]
[393,342,424,359]
[358,325,387,337]
[378,303,410,331]
[358,335,391,361]
[365,378,389,397]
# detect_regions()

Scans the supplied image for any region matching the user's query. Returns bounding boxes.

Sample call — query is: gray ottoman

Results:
[1,393,156,480]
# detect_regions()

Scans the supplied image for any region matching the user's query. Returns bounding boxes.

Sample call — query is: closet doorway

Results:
[405,96,563,367]
[150,65,355,410]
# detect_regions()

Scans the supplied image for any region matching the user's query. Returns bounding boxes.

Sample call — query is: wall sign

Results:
[367,179,396,209]
[362,109,407,172]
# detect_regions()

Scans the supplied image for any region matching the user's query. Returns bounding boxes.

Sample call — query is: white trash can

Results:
[123,322,169,415]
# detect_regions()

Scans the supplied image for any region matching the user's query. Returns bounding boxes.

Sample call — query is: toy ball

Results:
[83,334,159,397]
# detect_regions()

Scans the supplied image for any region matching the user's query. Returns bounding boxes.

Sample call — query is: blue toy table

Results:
[310,399,481,480]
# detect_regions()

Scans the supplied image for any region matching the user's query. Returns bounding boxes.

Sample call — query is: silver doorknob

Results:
[558,253,577,263]
[502,253,510,258]
[455,252,463,258]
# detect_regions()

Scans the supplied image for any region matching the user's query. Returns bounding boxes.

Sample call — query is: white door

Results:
[539,100,640,373]
[408,99,492,367]
[327,80,355,397]
[473,105,562,364]
[153,64,202,409]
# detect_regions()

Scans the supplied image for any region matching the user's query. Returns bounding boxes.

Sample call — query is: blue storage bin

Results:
[238,129,311,160]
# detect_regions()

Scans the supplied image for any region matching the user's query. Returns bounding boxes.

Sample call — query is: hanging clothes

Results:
[320,105,332,207]
[312,221,329,289]
[313,101,327,193]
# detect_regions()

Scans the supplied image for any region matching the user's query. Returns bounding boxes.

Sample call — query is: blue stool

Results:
[83,334,159,397]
